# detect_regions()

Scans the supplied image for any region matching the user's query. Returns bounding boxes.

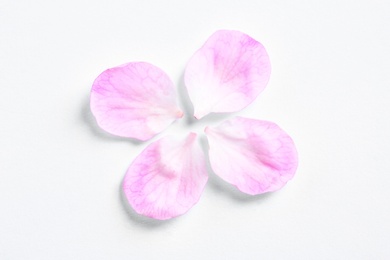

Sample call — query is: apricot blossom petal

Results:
[90,62,183,141]
[184,30,271,119]
[122,133,208,220]
[205,117,298,195]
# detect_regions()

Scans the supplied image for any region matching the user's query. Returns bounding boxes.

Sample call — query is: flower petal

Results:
[184,30,271,119]
[122,133,208,220]
[205,117,298,195]
[90,62,183,141]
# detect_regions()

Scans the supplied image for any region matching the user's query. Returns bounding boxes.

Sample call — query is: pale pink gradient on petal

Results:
[205,117,298,195]
[184,30,271,119]
[90,62,183,141]
[122,133,208,220]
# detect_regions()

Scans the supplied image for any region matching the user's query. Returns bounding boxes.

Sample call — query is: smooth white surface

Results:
[1,0,390,259]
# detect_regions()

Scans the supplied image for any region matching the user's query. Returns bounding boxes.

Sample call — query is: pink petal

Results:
[205,117,298,195]
[184,30,271,119]
[90,62,183,141]
[122,133,208,220]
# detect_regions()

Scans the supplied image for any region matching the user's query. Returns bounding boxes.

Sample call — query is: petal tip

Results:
[176,110,184,118]
[187,132,197,138]
[194,110,208,120]
[184,132,197,146]
[193,114,201,120]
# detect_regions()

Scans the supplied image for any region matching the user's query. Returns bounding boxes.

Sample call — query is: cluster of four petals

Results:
[90,30,298,220]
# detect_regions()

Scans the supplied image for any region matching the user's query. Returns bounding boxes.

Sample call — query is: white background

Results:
[1,0,390,259]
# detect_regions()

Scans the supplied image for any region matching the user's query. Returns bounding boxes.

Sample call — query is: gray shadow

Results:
[195,112,233,126]
[119,179,177,228]
[81,95,143,145]
[177,72,196,125]
[199,135,274,203]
